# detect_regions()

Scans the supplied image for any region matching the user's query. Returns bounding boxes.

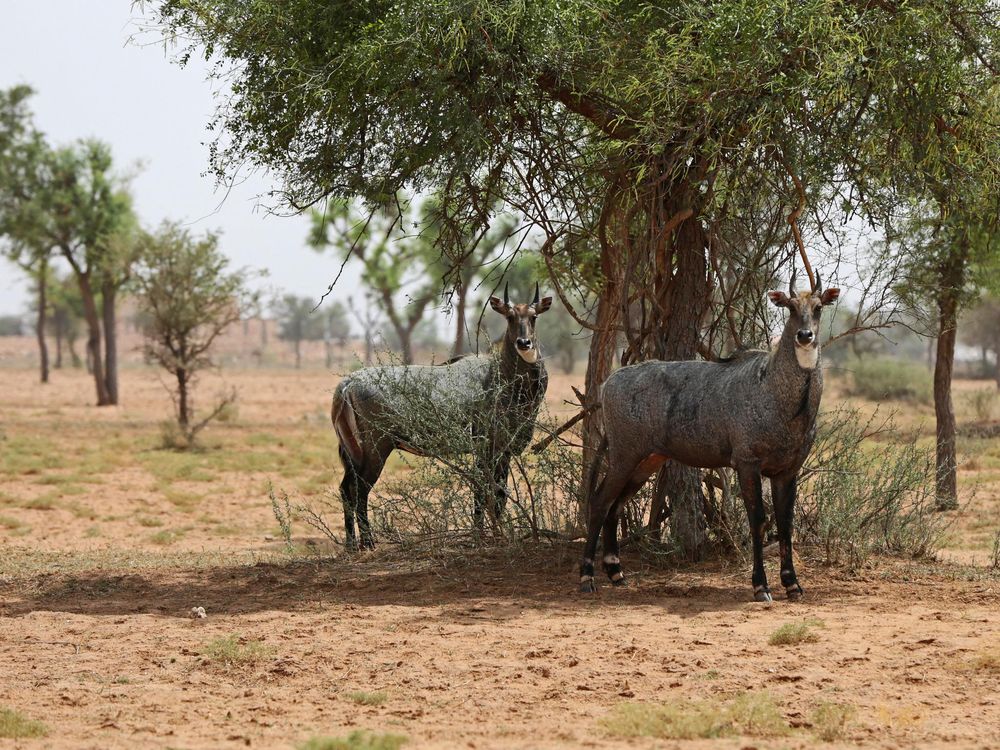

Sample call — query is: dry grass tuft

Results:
[297,731,407,750]
[601,692,788,739]
[0,707,47,739]
[344,690,388,706]
[201,635,273,669]
[769,619,823,646]
[811,701,856,741]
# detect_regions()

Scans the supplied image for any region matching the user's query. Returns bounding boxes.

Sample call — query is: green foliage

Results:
[850,358,933,404]
[297,732,406,750]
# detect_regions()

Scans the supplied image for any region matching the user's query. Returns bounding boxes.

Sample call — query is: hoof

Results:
[785,584,804,601]
[754,588,773,603]
[611,576,628,588]
[579,578,597,594]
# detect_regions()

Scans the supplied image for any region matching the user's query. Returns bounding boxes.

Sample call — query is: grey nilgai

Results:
[332,284,552,549]
[580,275,840,601]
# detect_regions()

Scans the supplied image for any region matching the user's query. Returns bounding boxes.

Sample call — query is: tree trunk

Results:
[294,338,302,369]
[177,367,190,428]
[934,288,959,510]
[452,279,468,358]
[397,325,414,365]
[74,270,111,405]
[54,310,64,369]
[102,281,119,405]
[36,258,49,384]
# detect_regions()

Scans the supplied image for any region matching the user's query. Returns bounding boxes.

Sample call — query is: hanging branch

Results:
[776,149,817,290]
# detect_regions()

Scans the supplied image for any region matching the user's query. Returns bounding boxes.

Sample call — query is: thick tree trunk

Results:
[398,327,414,365]
[102,282,119,405]
[74,271,111,405]
[934,290,959,510]
[36,259,49,384]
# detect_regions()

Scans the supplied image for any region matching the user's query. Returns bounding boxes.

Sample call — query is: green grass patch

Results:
[138,516,165,528]
[20,495,58,511]
[601,692,788,740]
[345,690,388,706]
[811,701,856,742]
[769,620,823,646]
[201,635,273,669]
[0,707,47,739]
[297,732,407,750]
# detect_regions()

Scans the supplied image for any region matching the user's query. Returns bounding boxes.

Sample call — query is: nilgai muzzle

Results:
[580,273,840,601]
[332,284,552,549]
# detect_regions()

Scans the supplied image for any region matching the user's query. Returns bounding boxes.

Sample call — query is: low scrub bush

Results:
[769,620,823,646]
[965,388,999,421]
[849,358,932,404]
[811,701,856,742]
[796,407,946,568]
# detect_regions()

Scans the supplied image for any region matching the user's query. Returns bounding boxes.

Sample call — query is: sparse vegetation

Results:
[850,358,933,404]
[297,732,407,750]
[966,389,999,422]
[601,692,788,740]
[811,701,856,742]
[201,635,273,669]
[769,620,823,646]
[344,691,388,706]
[0,707,47,739]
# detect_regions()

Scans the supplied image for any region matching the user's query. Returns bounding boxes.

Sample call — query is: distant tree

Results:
[308,196,444,365]
[0,315,23,336]
[132,222,256,448]
[962,296,1000,388]
[892,206,1000,509]
[322,300,350,368]
[0,87,136,404]
[49,272,85,369]
[273,294,324,368]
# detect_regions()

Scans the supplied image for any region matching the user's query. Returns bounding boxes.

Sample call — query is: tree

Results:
[0,86,136,405]
[962,296,1000,387]
[49,271,85,369]
[892,207,1000,508]
[273,294,324,368]
[308,197,445,364]
[323,300,351,368]
[132,222,256,447]
[150,1,1000,552]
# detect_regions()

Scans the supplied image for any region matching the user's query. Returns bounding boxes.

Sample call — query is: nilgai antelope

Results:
[332,284,552,549]
[580,273,840,601]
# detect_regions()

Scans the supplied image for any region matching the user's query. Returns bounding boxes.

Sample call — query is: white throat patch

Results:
[795,345,819,369]
[517,347,539,364]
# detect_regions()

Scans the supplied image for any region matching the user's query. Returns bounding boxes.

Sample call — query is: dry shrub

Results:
[201,634,273,670]
[769,619,823,646]
[811,701,856,741]
[0,708,47,739]
[849,358,932,404]
[796,407,946,568]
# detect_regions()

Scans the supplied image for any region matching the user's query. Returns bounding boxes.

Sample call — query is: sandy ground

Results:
[1,366,998,749]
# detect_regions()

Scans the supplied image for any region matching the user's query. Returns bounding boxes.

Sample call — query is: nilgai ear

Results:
[535,296,553,314]
[767,291,790,308]
[489,296,509,315]
[820,288,841,306]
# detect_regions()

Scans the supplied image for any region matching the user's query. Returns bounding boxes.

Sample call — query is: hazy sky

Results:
[0,2,355,316]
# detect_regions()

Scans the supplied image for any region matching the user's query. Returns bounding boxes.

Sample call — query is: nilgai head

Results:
[489,282,553,363]
[767,270,841,369]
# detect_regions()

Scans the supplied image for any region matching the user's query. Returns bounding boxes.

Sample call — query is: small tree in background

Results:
[49,272,85,369]
[133,222,257,449]
[961,296,1000,387]
[273,294,323,368]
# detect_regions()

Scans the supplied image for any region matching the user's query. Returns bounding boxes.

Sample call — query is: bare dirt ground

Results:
[1,366,999,750]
